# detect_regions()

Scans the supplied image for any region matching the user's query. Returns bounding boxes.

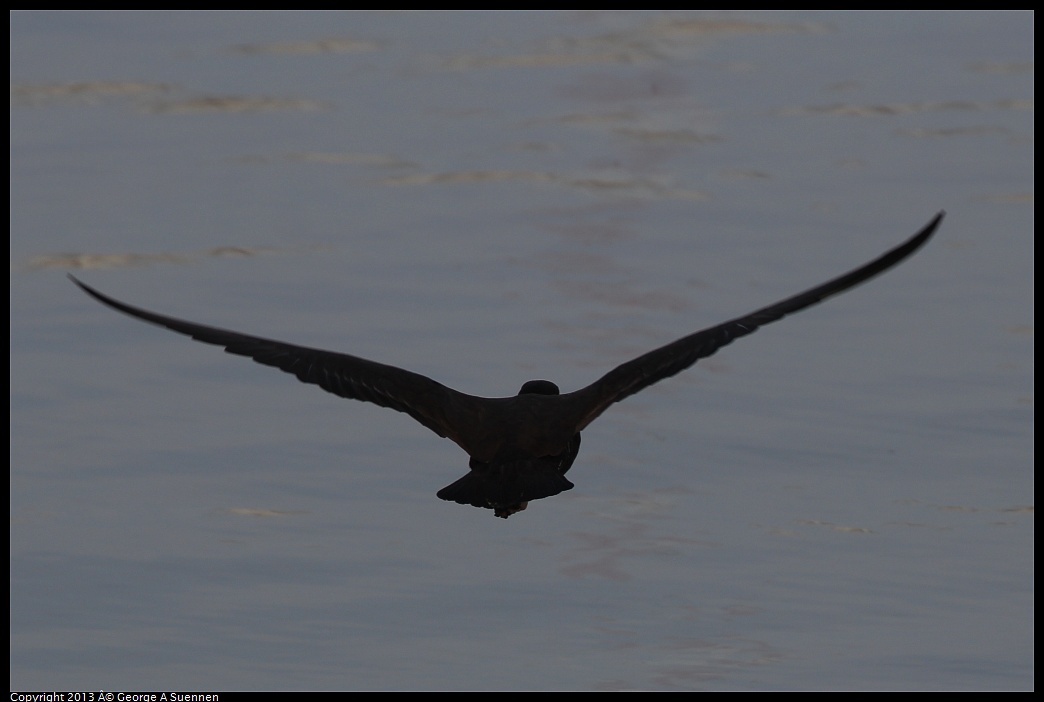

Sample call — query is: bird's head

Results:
[517,380,560,396]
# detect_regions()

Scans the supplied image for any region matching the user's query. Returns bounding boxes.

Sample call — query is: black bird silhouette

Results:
[70,212,941,518]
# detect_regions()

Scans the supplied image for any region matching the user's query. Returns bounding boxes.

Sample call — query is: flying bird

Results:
[70,212,942,518]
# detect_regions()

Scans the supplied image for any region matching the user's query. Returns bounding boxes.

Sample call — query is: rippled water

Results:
[11,10,1032,690]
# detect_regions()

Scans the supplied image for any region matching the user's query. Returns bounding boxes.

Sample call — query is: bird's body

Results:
[71,212,942,518]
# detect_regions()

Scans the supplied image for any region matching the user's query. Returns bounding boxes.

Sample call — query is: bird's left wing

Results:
[69,275,488,449]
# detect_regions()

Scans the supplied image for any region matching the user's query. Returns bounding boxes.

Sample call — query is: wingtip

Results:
[67,273,94,296]
[912,211,945,247]
[68,274,112,308]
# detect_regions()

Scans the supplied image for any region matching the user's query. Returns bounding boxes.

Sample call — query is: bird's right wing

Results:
[559,212,943,432]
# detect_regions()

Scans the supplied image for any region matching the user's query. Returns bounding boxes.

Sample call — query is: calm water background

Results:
[10,11,1032,690]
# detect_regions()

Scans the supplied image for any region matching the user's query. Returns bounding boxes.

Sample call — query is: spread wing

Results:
[560,212,943,431]
[69,275,487,450]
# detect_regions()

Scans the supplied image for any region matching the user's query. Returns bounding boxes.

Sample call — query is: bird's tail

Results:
[437,461,575,518]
